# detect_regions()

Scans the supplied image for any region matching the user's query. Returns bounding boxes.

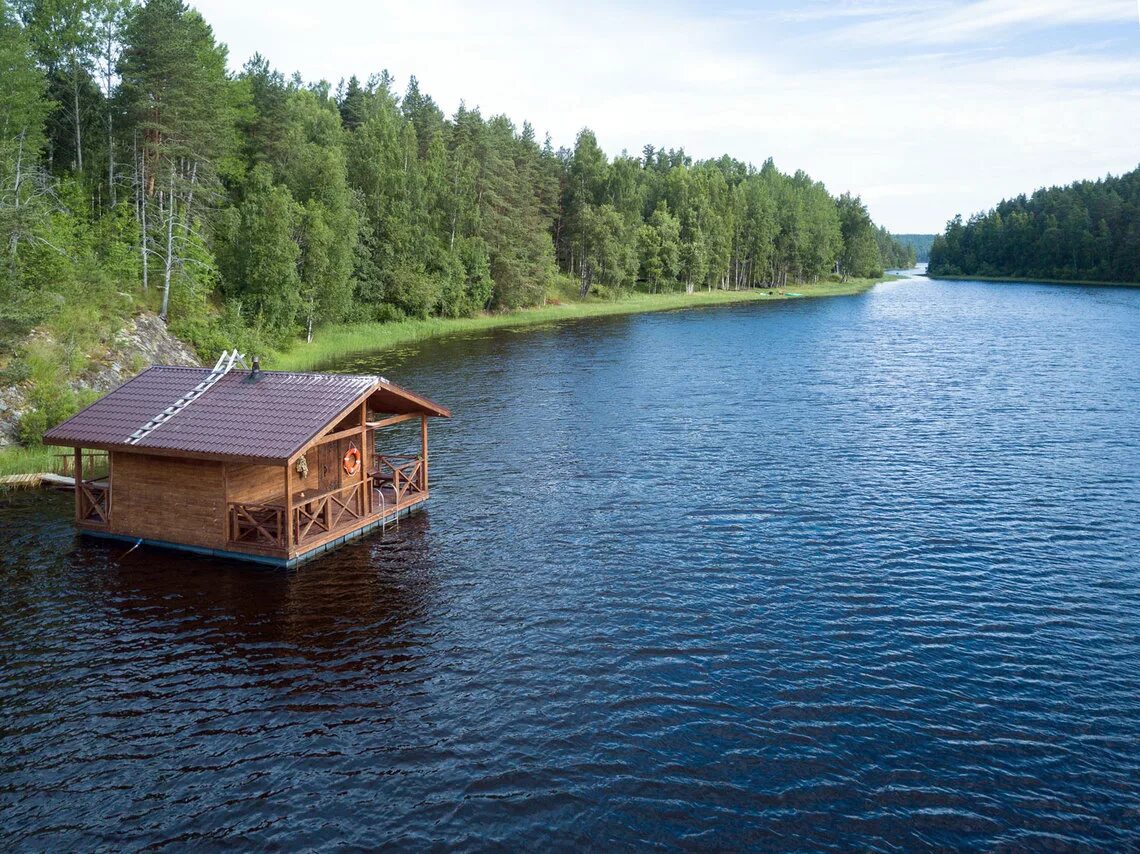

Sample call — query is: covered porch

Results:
[226,411,434,560]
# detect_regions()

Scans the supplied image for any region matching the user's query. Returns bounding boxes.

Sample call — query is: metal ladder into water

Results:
[126,349,246,445]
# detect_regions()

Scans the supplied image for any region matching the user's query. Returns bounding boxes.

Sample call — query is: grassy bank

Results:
[0,275,890,478]
[0,445,60,478]
[927,272,1139,288]
[272,276,890,372]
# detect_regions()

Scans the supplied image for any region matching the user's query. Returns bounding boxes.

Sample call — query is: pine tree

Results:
[118,0,240,317]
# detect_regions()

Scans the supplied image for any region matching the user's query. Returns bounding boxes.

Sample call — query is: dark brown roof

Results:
[44,366,449,462]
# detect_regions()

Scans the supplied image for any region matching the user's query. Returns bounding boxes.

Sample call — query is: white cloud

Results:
[194,0,1140,232]
[775,1,944,24]
[821,0,1134,45]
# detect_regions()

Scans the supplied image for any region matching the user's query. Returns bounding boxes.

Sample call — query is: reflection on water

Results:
[3,276,1140,849]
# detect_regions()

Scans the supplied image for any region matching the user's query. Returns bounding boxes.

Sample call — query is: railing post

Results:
[284,464,294,556]
[74,448,83,521]
[420,415,429,492]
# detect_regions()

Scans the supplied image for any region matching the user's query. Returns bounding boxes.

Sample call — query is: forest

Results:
[928,168,1140,283]
[0,0,913,443]
[892,234,935,264]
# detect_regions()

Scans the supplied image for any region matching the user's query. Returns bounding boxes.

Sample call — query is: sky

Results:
[193,0,1140,233]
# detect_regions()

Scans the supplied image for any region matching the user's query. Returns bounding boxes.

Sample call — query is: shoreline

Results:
[926,272,1139,288]
[1,275,892,477]
[271,275,894,372]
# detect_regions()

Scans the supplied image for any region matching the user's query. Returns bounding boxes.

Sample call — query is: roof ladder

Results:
[126,349,245,445]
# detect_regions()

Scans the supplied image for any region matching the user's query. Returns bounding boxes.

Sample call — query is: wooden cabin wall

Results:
[337,436,358,490]
[295,434,367,496]
[332,407,363,432]
[293,459,320,493]
[225,463,287,506]
[109,452,226,549]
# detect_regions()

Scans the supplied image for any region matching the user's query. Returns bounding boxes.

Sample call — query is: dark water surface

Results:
[3,276,1140,850]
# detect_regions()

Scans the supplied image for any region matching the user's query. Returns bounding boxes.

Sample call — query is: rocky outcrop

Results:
[0,388,27,447]
[0,312,200,447]
[80,312,200,393]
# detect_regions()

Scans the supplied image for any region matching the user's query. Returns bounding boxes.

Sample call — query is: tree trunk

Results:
[8,129,26,258]
[578,264,592,299]
[107,112,115,206]
[139,143,149,292]
[72,61,83,173]
[180,160,198,239]
[104,33,116,206]
[160,165,175,321]
[449,161,460,250]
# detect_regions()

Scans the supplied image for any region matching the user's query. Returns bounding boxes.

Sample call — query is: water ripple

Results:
[2,278,1140,849]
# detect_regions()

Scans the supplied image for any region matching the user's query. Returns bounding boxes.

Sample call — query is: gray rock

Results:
[2,311,203,444]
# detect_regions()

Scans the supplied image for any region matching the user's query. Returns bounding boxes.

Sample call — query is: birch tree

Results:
[0,5,51,267]
[118,0,237,321]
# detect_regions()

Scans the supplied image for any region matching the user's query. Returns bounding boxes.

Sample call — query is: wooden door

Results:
[318,442,338,493]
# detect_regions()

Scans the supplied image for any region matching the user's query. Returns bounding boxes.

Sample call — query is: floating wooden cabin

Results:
[43,354,450,566]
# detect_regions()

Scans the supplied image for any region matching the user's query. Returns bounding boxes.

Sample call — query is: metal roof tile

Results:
[43,365,448,461]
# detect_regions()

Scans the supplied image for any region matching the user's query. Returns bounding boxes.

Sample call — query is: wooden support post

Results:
[74,447,82,521]
[359,401,368,514]
[222,463,229,543]
[420,415,429,492]
[284,463,294,556]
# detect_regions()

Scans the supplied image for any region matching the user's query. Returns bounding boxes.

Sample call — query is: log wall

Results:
[225,462,287,506]
[109,451,227,549]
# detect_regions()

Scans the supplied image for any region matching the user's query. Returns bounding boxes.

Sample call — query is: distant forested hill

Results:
[893,234,936,264]
[928,168,1140,283]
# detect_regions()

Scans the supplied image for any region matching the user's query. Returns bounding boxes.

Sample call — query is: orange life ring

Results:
[342,444,361,476]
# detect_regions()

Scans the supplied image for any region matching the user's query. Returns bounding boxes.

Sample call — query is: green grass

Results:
[0,275,892,478]
[272,276,891,372]
[928,273,1139,288]
[0,445,61,477]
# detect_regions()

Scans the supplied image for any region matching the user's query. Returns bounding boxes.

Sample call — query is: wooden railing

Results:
[292,480,367,549]
[56,450,109,478]
[227,463,419,554]
[228,501,286,549]
[371,454,425,506]
[78,479,110,526]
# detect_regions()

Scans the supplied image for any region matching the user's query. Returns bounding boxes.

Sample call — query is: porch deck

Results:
[225,455,426,561]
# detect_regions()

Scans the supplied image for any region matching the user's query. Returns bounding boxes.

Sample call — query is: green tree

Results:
[18,0,98,175]
[836,192,882,279]
[0,3,51,272]
[929,167,1139,283]
[220,163,301,338]
[637,201,680,291]
[119,0,240,316]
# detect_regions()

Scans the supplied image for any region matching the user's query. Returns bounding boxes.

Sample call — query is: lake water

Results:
[3,274,1139,849]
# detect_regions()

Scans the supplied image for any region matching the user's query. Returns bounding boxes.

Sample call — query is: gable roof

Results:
[43,366,449,462]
